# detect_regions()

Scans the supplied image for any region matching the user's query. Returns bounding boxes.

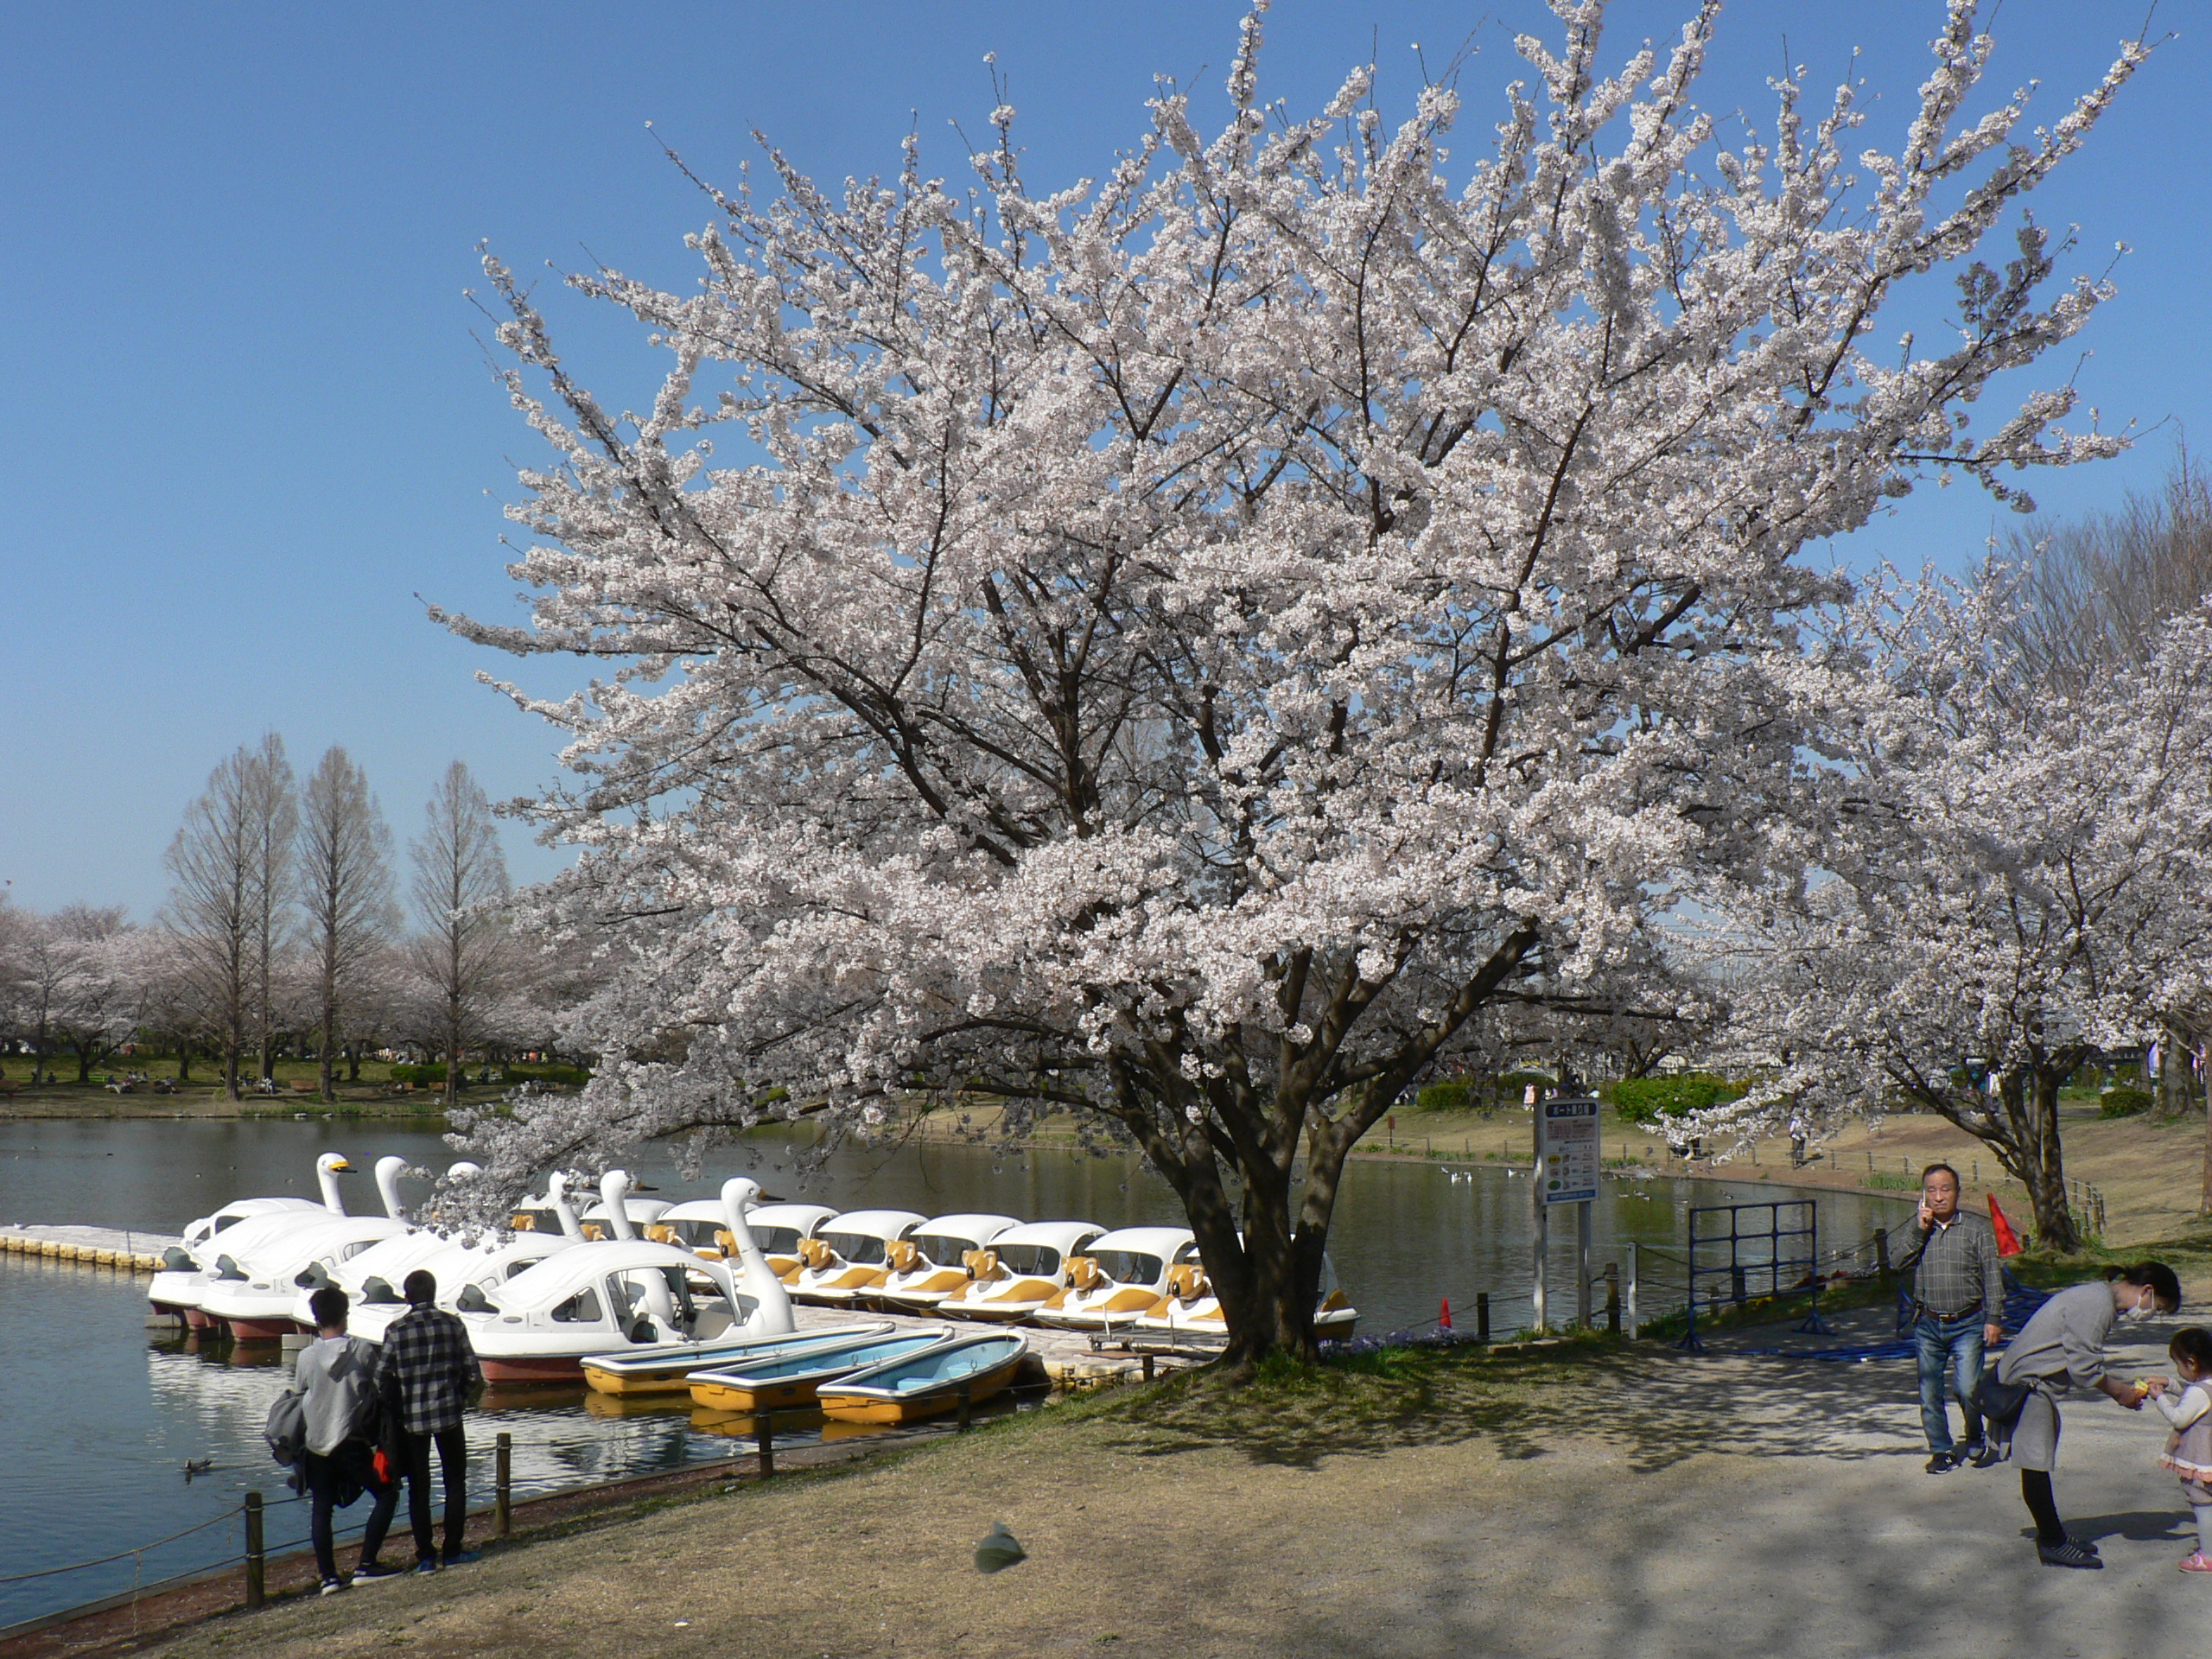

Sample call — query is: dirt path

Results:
[137,1302,2212,1659]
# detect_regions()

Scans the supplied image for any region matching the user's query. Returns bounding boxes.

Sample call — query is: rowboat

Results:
[817,1332,1032,1425]
[686,1328,957,1414]
[936,1221,1105,1322]
[584,1320,893,1395]
[874,1213,1022,1310]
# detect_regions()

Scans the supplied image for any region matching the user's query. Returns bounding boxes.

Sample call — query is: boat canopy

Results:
[907,1214,1021,1267]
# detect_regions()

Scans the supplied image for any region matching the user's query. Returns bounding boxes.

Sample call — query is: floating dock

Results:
[0,1222,175,1270]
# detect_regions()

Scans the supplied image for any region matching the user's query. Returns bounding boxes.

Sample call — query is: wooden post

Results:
[1605,1262,1620,1334]
[1476,1291,1491,1342]
[957,1382,973,1431]
[243,1492,265,1608]
[1624,1243,1639,1339]
[1141,1353,1154,1382]
[757,1411,775,1478]
[1873,1226,1891,1277]
[494,1433,512,1539]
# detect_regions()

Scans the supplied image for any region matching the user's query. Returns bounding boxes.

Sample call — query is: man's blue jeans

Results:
[1915,1310,1986,1454]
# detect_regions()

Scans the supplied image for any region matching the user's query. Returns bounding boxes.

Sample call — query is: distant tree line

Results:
[0,743,599,1103]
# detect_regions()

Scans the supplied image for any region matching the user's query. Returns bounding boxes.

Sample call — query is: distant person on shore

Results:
[296,1286,401,1595]
[1904,1162,2005,1472]
[2145,1325,2212,1573]
[1994,1262,2180,1568]
[376,1269,484,1573]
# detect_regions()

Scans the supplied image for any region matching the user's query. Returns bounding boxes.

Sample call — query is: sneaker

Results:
[1924,1451,1959,1473]
[353,1560,403,1583]
[1967,1443,2002,1470]
[440,1549,480,1567]
[318,1577,347,1597]
[2182,1551,2212,1573]
[2037,1540,2103,1569]
[412,1559,440,1576]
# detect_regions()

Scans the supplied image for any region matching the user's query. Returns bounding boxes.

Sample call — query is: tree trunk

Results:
[319,1011,336,1104]
[2013,1070,2079,1252]
[2202,1049,2212,1215]
[75,1044,95,1084]
[175,1043,191,1084]
[346,1042,361,1085]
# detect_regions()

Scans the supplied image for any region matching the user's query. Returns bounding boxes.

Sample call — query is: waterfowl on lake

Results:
[786,1210,925,1305]
[816,1332,1031,1425]
[936,1222,1107,1323]
[874,1213,1022,1311]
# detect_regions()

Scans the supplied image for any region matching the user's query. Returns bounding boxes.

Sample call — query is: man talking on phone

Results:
[1904,1161,2005,1472]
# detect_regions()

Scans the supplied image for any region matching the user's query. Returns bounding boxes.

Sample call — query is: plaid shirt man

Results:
[376,1303,482,1435]
[1907,1210,2005,1319]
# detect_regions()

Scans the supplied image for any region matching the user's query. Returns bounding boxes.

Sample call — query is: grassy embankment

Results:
[0,1055,579,1121]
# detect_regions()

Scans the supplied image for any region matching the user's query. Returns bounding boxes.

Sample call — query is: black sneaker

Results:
[441,1549,480,1567]
[1924,1451,1959,1473]
[353,1560,403,1583]
[412,1558,440,1576]
[318,1577,347,1597]
[1964,1443,2002,1469]
[2037,1540,2103,1568]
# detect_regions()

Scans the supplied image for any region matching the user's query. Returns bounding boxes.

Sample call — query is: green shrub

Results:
[2099,1087,2152,1119]
[390,1063,446,1086]
[512,1063,590,1087]
[1609,1073,1747,1125]
[1414,1079,1473,1113]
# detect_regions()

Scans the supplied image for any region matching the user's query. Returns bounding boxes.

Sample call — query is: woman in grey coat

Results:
[1995,1262,2182,1567]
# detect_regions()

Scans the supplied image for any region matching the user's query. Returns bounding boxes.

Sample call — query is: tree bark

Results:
[1899,1055,2082,1253]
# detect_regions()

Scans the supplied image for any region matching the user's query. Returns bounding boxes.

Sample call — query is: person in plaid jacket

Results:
[376,1269,485,1572]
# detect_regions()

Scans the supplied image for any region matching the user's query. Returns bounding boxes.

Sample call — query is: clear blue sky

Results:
[3,2,2202,917]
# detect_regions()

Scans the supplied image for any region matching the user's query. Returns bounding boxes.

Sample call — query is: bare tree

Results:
[410,761,512,1109]
[1995,449,2212,695]
[300,747,397,1102]
[248,735,298,1085]
[166,738,295,1100]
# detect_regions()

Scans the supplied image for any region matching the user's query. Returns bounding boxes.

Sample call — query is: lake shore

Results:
[113,1299,2212,1659]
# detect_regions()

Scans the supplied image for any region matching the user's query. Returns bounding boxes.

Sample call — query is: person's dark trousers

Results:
[1913,1310,1986,1454]
[302,1444,397,1582]
[403,1426,468,1562]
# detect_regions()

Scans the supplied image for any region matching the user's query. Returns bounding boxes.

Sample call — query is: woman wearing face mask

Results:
[1993,1262,2183,1567]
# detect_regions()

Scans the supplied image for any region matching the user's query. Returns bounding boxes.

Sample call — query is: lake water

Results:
[0,1118,1910,1628]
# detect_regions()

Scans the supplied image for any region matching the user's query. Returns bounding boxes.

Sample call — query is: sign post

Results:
[1535,1095,1601,1333]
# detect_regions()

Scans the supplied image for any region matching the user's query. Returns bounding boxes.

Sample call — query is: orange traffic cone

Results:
[1988,1194,2024,1256]
[1439,1297,1453,1331]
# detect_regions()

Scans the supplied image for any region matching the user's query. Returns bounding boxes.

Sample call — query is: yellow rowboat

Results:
[686,1329,957,1414]
[817,1332,1031,1426]
[582,1320,893,1395]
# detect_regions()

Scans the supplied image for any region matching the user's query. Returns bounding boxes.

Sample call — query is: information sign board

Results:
[1537,1096,1600,1205]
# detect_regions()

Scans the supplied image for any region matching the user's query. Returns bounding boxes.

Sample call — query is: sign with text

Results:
[1537,1096,1601,1205]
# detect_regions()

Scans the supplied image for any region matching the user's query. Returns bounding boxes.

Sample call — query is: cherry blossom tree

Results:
[1694,579,2212,1249]
[442,2,2145,1360]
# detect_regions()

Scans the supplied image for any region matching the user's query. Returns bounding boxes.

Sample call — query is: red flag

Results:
[1439,1297,1453,1331]
[1988,1194,2024,1256]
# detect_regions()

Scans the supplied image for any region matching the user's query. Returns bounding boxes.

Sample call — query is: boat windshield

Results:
[822,1231,889,1265]
[1090,1249,1164,1285]
[754,1226,804,1255]
[911,1234,978,1268]
[993,1243,1062,1277]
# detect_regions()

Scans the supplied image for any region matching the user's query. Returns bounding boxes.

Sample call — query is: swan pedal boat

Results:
[935,1221,1106,1323]
[1129,1262,1360,1341]
[149,1153,365,1326]
[739,1204,839,1279]
[685,1328,959,1414]
[874,1214,1020,1311]
[817,1332,1032,1425]
[786,1209,925,1305]
[582,1320,895,1396]
[1033,1227,1199,1332]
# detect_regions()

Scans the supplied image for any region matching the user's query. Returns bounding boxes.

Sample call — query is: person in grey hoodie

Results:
[295,1286,402,1594]
[1994,1262,2181,1568]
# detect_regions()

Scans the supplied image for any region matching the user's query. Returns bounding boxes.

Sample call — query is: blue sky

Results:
[3,2,2203,917]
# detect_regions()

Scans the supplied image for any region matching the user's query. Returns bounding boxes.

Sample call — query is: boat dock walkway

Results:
[0,1222,176,1269]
